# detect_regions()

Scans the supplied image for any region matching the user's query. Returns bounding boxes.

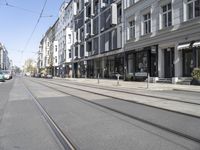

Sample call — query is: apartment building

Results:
[0,43,10,70]
[50,20,59,76]
[37,39,44,71]
[57,1,68,77]
[38,20,58,76]
[38,0,200,83]
[62,1,74,78]
[73,0,123,79]
[124,0,200,83]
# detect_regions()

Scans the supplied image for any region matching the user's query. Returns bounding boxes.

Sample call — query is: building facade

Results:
[0,43,10,70]
[62,1,74,78]
[73,0,124,79]
[124,0,200,83]
[38,0,200,84]
[37,39,44,72]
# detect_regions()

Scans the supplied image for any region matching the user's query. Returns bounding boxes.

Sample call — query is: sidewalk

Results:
[54,77,200,93]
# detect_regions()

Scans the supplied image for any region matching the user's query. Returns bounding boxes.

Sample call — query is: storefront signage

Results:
[135,72,147,77]
[151,46,157,53]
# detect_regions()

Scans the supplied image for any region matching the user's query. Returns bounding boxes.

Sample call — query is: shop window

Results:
[162,3,172,28]
[198,48,200,67]
[136,51,148,73]
[128,54,134,74]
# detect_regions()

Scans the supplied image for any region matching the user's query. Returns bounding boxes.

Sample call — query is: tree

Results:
[13,66,21,73]
[24,59,37,74]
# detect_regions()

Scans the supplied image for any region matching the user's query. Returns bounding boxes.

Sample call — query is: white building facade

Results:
[38,0,200,84]
[124,0,200,83]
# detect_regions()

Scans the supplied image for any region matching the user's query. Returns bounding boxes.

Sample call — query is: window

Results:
[162,3,172,28]
[143,13,151,35]
[136,51,148,73]
[55,45,57,52]
[129,0,135,6]
[128,20,135,39]
[187,0,200,20]
[69,49,71,58]
[68,34,71,44]
[75,47,78,57]
[117,3,122,23]
[55,56,57,63]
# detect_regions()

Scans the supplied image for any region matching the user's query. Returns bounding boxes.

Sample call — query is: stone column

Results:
[158,47,164,78]
[173,44,182,83]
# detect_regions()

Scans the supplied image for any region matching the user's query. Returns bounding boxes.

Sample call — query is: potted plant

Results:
[125,73,134,81]
[191,68,200,85]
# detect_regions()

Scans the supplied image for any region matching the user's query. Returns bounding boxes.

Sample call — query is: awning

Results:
[193,41,200,48]
[177,43,190,50]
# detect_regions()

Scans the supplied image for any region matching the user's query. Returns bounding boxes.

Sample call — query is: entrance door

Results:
[164,48,174,78]
[183,50,193,77]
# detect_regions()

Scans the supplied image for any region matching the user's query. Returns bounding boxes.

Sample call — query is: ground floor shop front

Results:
[54,41,200,83]
[125,41,200,83]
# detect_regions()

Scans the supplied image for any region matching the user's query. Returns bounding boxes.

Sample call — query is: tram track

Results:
[33,78,200,119]
[22,80,76,150]
[52,79,200,106]
[27,78,200,145]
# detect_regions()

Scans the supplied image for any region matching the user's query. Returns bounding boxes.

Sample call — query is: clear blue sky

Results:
[0,0,66,68]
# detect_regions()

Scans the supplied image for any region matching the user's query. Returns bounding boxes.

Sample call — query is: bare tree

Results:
[24,58,37,74]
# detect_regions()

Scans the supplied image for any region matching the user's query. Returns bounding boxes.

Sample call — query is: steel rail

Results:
[29,79,200,144]
[34,79,200,119]
[52,79,200,106]
[22,80,76,150]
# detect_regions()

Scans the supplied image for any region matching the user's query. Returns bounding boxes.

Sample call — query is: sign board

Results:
[135,72,147,77]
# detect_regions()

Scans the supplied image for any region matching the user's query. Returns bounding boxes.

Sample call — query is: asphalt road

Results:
[0,77,200,150]
[25,78,200,150]
[0,78,63,150]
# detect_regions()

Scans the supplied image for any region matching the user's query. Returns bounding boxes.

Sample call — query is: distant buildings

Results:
[38,0,200,84]
[0,42,11,70]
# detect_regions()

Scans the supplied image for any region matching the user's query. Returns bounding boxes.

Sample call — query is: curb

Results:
[173,88,200,93]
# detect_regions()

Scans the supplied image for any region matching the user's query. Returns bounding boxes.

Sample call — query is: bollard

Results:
[147,73,149,89]
[117,75,120,86]
[97,73,100,84]
[116,74,120,86]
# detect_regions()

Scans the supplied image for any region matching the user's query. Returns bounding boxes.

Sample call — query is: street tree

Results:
[24,58,37,74]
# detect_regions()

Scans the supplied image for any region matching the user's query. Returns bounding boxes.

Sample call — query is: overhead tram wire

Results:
[0,1,52,17]
[20,0,48,66]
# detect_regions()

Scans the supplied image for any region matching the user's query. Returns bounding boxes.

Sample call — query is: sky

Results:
[0,0,66,68]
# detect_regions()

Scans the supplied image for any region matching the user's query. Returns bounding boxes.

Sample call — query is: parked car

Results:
[46,74,53,79]
[2,70,12,80]
[0,70,5,82]
[34,73,41,78]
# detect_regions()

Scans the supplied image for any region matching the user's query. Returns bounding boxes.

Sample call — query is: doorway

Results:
[183,50,193,77]
[164,48,174,78]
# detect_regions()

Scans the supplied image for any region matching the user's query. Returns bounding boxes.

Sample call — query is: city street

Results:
[0,77,200,150]
[1,0,200,149]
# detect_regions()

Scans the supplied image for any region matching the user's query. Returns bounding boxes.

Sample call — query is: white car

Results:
[2,70,12,80]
